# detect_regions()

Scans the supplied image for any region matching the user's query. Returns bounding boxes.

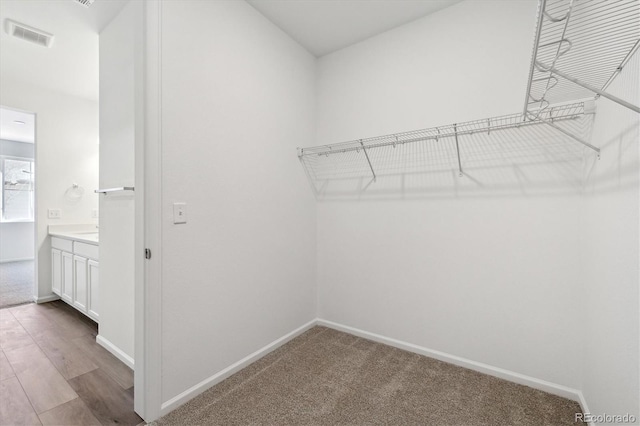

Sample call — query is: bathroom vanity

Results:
[49,225,99,322]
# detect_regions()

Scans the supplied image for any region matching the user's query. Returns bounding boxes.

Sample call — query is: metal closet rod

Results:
[547,66,640,113]
[599,38,640,93]
[298,102,587,158]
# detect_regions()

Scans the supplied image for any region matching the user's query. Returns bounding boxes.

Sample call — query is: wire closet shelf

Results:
[298,102,588,182]
[524,0,640,117]
[298,0,640,189]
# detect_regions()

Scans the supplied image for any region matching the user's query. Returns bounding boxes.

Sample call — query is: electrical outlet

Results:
[173,202,187,224]
[48,209,61,219]
[92,209,99,218]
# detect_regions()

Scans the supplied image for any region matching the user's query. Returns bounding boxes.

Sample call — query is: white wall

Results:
[0,81,99,300]
[158,0,316,405]
[143,0,638,419]
[98,0,142,365]
[581,52,639,419]
[315,0,586,391]
[0,139,35,262]
[316,1,537,144]
[0,222,34,262]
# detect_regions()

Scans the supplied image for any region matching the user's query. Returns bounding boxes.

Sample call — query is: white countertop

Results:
[49,224,99,245]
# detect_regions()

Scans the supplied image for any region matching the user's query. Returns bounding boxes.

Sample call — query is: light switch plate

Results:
[48,209,61,219]
[173,202,187,224]
[91,209,99,218]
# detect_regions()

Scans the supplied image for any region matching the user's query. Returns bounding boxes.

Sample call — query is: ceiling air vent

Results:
[74,0,95,7]
[5,20,54,48]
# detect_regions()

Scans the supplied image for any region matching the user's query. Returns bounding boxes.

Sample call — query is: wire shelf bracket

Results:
[360,139,377,182]
[453,124,463,177]
[524,0,640,117]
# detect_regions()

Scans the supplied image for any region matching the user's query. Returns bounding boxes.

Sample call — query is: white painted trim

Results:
[97,334,135,369]
[137,0,164,421]
[32,110,40,307]
[317,319,583,403]
[133,0,149,419]
[34,293,59,303]
[0,257,35,264]
[159,319,317,416]
[577,391,594,426]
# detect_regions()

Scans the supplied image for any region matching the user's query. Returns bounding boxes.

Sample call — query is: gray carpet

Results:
[0,260,35,308]
[153,326,584,425]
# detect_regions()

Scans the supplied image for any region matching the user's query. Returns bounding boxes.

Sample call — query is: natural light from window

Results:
[1,156,35,222]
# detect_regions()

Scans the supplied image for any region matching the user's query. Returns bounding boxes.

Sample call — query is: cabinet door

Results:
[87,260,99,322]
[61,252,74,303]
[73,255,88,313]
[51,249,62,295]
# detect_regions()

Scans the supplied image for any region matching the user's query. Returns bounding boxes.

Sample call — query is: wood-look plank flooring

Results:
[0,301,143,425]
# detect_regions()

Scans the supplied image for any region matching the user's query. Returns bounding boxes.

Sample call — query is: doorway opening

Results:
[0,106,36,308]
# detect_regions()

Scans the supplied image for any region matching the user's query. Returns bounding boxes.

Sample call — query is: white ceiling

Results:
[0,0,129,102]
[0,0,461,101]
[246,0,463,57]
[0,107,35,144]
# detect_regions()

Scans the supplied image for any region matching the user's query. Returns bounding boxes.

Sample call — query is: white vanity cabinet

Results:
[61,251,74,304]
[51,248,62,295]
[51,236,99,322]
[73,255,88,313]
[87,259,99,321]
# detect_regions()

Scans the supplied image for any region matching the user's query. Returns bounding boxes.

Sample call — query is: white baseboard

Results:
[159,319,317,416]
[157,318,590,421]
[577,391,594,426]
[317,319,583,403]
[0,257,35,264]
[97,334,135,370]
[35,293,60,304]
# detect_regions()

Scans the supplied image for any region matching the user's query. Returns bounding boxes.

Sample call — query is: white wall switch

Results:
[173,202,187,224]
[92,209,99,218]
[48,209,61,219]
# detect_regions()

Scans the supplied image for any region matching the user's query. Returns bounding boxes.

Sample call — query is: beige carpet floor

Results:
[153,326,584,426]
[0,260,34,308]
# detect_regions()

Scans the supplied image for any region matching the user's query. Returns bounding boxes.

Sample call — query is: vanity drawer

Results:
[74,242,99,260]
[51,237,73,252]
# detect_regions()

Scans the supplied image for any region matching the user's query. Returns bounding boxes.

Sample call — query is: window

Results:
[1,156,35,222]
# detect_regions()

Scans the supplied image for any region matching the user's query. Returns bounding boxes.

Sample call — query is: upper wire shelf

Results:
[298,102,592,186]
[300,102,586,159]
[524,0,640,117]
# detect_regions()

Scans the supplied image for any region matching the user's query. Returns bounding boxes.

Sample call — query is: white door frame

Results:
[135,0,163,421]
